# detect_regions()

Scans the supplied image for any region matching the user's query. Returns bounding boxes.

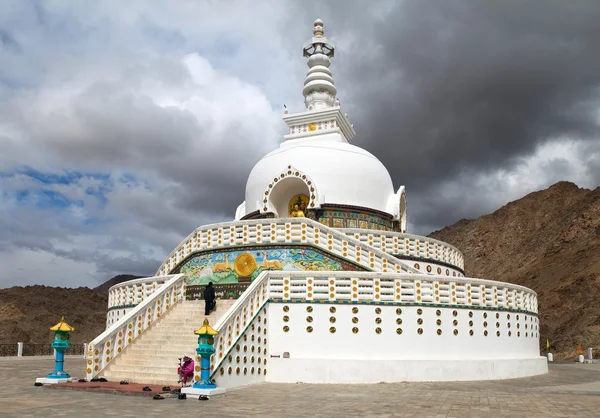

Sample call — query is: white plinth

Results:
[36,377,77,384]
[266,358,549,384]
[181,386,227,397]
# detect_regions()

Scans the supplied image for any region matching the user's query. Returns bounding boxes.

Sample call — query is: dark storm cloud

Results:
[2,0,600,286]
[295,0,600,230]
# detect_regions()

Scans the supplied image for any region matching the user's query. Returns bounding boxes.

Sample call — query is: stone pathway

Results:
[1,357,600,417]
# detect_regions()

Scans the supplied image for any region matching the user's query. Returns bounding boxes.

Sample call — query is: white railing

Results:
[340,229,465,270]
[155,218,420,277]
[86,274,186,381]
[108,276,170,310]
[264,271,537,313]
[209,271,270,377]
[208,271,538,379]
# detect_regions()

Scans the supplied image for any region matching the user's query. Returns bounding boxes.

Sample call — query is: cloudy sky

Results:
[1,0,599,288]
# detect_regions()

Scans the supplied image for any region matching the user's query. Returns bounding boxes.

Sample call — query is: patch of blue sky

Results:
[84,186,109,207]
[117,172,151,191]
[19,167,110,185]
[37,189,83,210]
[4,167,113,212]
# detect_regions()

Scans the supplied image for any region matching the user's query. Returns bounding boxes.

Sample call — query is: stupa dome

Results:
[244,137,396,216]
[234,18,406,231]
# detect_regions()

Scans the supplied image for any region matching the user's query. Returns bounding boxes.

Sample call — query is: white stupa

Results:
[86,19,547,387]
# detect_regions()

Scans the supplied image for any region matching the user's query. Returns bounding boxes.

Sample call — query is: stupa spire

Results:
[282,19,355,142]
[302,18,337,110]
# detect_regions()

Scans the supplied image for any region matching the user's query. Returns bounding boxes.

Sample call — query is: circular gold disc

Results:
[234,252,257,276]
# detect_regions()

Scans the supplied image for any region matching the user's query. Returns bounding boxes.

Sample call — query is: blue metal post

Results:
[46,317,74,379]
[55,350,64,373]
[193,319,218,389]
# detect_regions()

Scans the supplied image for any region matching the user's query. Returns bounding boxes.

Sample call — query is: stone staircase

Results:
[101,299,235,385]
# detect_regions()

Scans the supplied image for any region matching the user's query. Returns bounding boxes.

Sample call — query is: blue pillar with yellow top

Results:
[36,317,76,384]
[180,318,227,397]
[193,318,218,389]
[47,317,74,379]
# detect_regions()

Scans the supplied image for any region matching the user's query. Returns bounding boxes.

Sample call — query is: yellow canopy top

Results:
[49,316,75,332]
[194,319,218,336]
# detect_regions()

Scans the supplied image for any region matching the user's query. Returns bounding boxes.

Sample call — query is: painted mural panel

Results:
[180,247,346,286]
[316,207,395,231]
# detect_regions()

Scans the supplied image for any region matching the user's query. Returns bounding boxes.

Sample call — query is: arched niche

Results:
[261,165,320,217]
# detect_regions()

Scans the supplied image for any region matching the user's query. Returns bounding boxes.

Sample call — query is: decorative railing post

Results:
[195,319,217,389]
[35,317,76,384]
[181,319,227,398]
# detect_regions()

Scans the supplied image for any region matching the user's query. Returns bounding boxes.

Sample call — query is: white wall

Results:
[212,305,270,387]
[266,357,548,383]
[267,302,540,361]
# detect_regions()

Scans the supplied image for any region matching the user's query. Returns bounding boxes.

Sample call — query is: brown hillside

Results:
[429,181,600,358]
[0,286,107,345]
[93,274,143,294]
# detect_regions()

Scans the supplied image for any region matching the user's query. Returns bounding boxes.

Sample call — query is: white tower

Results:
[282,18,355,142]
[238,19,406,232]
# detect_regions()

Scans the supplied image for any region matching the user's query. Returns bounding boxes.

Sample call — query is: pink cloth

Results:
[178,359,195,383]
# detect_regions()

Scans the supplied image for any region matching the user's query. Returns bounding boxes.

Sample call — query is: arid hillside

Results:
[429,181,600,358]
[0,286,108,345]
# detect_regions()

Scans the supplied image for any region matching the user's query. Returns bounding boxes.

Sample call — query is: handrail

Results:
[339,228,465,270]
[155,218,420,277]
[108,276,170,310]
[108,276,169,293]
[210,271,270,376]
[264,271,537,304]
[86,274,186,381]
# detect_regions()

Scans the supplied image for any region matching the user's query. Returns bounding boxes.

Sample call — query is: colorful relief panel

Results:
[318,208,394,231]
[179,246,357,287]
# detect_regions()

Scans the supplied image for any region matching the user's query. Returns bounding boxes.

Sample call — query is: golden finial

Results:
[194,318,219,336]
[50,316,75,332]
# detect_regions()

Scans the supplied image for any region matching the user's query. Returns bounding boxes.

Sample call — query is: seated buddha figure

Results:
[290,204,305,217]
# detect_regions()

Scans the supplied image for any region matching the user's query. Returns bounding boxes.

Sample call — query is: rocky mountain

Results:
[429,181,600,359]
[0,274,146,348]
[0,285,108,345]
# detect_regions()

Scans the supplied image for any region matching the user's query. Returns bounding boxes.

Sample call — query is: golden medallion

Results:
[234,252,257,276]
[308,123,317,131]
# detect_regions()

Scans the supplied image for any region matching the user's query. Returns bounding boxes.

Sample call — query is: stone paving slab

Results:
[49,380,174,396]
[1,358,600,417]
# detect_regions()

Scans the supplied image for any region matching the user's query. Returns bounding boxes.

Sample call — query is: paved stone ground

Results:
[2,357,600,417]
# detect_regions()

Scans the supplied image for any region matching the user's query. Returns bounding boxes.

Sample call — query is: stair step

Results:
[101,299,234,383]
[138,334,199,340]
[102,371,180,385]
[130,336,198,344]
[121,348,196,354]
[114,356,199,366]
[108,365,187,374]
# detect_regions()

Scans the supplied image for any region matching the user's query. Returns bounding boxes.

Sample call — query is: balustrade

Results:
[87,274,186,381]
[108,276,170,310]
[341,228,464,271]
[155,218,420,279]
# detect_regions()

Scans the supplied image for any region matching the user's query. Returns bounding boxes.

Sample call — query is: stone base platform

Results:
[46,380,174,396]
[36,377,78,385]
[266,357,549,384]
[181,386,227,397]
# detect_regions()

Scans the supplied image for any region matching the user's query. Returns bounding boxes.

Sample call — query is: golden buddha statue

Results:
[291,204,305,217]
